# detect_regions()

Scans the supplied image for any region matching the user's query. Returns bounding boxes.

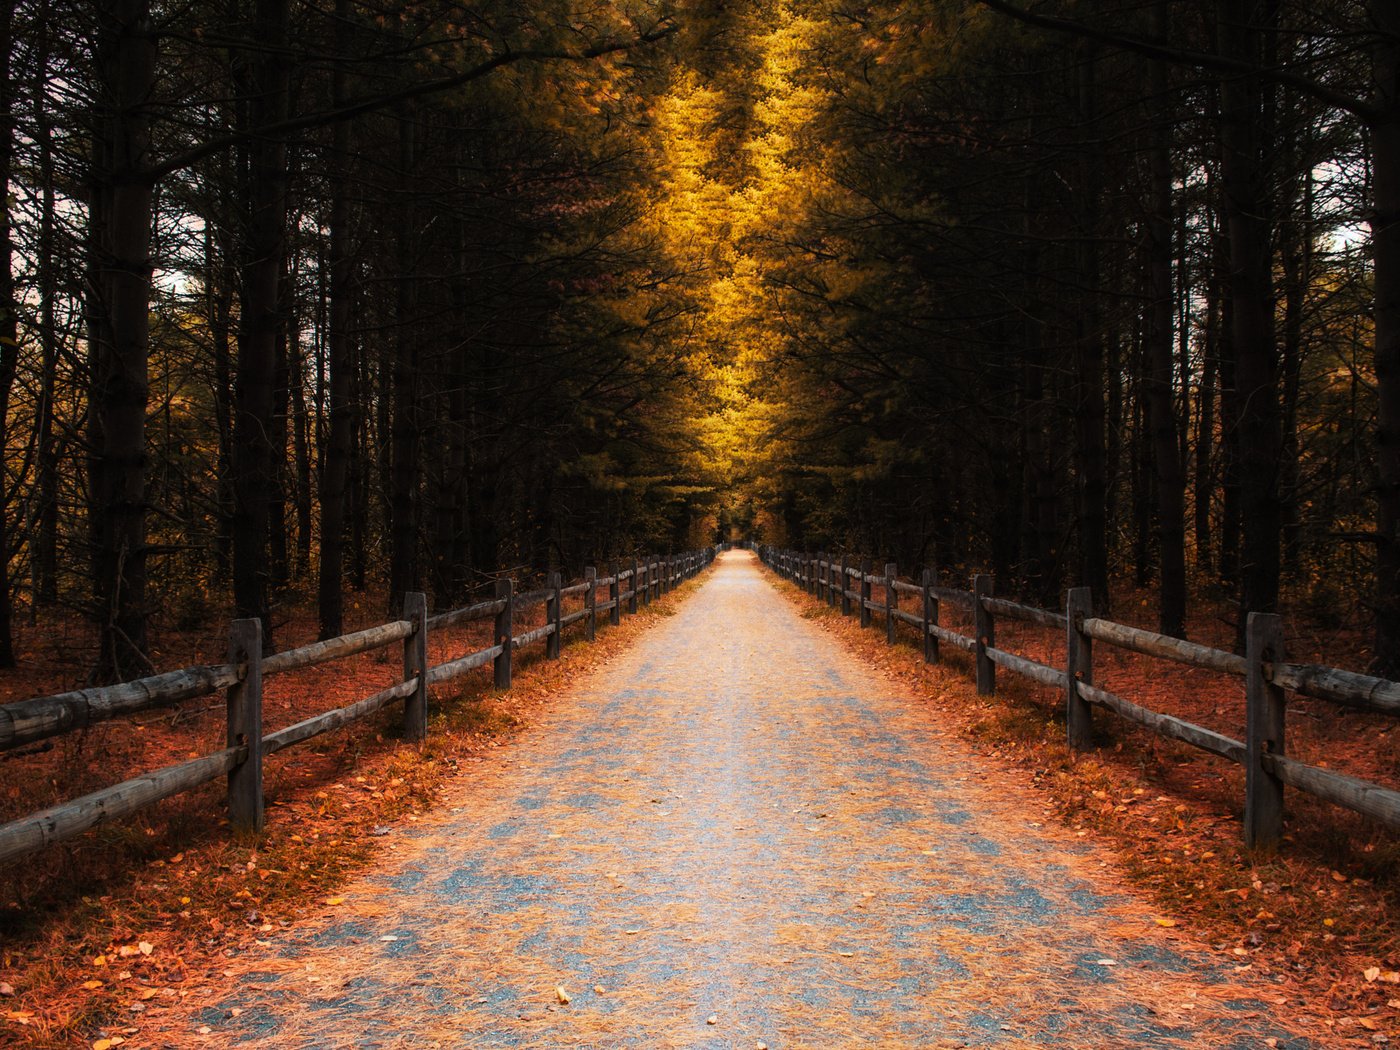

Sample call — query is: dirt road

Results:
[156,551,1311,1048]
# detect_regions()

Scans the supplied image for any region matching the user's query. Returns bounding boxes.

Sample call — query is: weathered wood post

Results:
[1065,587,1094,751]
[1245,613,1287,851]
[609,562,622,625]
[547,573,563,659]
[885,562,898,644]
[402,592,428,741]
[585,567,597,642]
[227,618,264,835]
[840,555,851,616]
[859,559,873,629]
[921,568,939,664]
[640,559,651,606]
[974,574,995,695]
[494,577,514,689]
[629,557,640,615]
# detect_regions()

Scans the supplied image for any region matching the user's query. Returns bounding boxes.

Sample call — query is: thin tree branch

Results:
[973,0,1380,123]
[149,22,676,181]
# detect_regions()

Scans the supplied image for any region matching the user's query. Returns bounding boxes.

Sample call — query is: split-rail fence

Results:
[0,549,717,865]
[760,546,1400,851]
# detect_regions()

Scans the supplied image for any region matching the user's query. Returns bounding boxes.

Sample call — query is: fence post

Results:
[547,573,562,659]
[859,559,873,629]
[227,618,264,835]
[585,567,597,641]
[494,577,514,689]
[629,557,639,614]
[840,555,851,616]
[885,562,898,644]
[974,574,995,695]
[402,592,429,742]
[640,558,651,606]
[922,568,939,664]
[1245,613,1287,851]
[1065,587,1093,751]
[610,562,622,625]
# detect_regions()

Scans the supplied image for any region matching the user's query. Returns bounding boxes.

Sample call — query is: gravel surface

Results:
[157,551,1313,1048]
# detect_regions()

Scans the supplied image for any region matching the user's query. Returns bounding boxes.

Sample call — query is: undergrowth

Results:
[0,577,708,1048]
[768,572,1400,1040]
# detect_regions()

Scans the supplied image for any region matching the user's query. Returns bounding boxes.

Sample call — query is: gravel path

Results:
[164,551,1311,1048]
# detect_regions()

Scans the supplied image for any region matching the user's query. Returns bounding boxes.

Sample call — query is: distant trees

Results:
[722,0,1389,661]
[0,0,1391,678]
[0,0,702,678]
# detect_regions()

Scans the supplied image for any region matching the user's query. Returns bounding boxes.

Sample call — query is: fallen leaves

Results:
[555,986,571,1005]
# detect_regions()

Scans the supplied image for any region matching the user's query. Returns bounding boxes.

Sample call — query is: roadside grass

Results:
[766,570,1400,1040]
[0,574,710,1048]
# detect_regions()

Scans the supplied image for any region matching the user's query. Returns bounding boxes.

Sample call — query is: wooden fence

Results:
[0,549,717,865]
[759,546,1400,850]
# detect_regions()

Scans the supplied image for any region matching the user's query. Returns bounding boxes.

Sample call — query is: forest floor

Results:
[0,551,1396,1047]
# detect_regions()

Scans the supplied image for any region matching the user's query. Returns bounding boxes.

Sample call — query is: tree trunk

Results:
[1218,0,1281,642]
[1194,203,1220,576]
[88,0,155,682]
[316,0,355,640]
[33,11,60,605]
[387,107,421,616]
[231,0,290,648]
[1074,44,1110,611]
[0,8,19,666]
[1372,0,1400,675]
[1146,0,1187,637]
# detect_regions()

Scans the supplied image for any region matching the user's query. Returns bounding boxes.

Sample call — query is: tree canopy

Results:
[0,0,1394,675]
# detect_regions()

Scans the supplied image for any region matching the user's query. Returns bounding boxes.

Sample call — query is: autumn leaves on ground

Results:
[1,553,1398,1048]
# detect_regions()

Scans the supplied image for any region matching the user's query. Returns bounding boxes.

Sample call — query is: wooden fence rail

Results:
[0,548,718,866]
[759,545,1400,850]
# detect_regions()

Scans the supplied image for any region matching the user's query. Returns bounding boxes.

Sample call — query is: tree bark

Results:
[1146,0,1187,637]
[0,7,19,666]
[1073,43,1110,612]
[87,0,155,682]
[387,106,421,616]
[316,0,356,640]
[1218,0,1281,642]
[231,0,291,647]
[1372,0,1400,675]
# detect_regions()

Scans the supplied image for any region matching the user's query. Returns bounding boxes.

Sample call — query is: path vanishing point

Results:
[150,550,1314,1049]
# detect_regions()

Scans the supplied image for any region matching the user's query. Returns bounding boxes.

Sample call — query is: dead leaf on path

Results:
[82,980,104,990]
[556,986,571,1005]
[0,983,12,996]
[138,942,154,956]
[707,1014,719,1025]
[324,897,346,906]
[1155,918,1178,927]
